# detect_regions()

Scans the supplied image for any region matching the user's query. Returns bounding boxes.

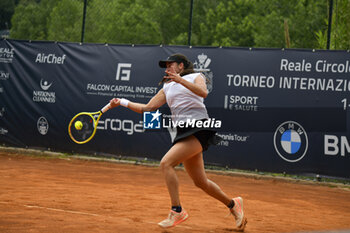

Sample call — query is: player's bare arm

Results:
[109,89,166,114]
[165,70,208,98]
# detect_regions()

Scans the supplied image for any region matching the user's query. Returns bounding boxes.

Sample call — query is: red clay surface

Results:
[0,151,349,233]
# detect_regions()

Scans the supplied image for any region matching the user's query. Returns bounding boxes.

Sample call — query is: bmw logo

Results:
[273,121,308,162]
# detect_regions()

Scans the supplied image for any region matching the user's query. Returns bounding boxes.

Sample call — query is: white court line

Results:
[24,204,103,217]
[23,205,193,229]
[0,202,193,229]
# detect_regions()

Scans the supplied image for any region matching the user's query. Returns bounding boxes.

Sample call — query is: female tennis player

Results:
[109,53,247,230]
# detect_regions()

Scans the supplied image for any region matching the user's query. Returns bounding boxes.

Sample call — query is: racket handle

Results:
[101,103,111,113]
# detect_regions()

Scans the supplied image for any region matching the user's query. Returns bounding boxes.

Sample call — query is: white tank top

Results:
[163,73,209,122]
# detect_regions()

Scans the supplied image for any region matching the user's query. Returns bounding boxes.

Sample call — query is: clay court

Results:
[0,150,349,233]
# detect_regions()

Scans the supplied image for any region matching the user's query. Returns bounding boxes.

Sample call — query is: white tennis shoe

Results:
[158,209,188,228]
[230,197,247,231]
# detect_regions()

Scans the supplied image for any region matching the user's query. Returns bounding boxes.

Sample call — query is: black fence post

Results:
[81,0,88,43]
[188,0,194,46]
[327,0,333,50]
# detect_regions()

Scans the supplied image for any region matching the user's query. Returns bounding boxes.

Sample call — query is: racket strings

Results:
[70,114,95,142]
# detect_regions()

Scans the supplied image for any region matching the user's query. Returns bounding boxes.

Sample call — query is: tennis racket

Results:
[68,103,111,144]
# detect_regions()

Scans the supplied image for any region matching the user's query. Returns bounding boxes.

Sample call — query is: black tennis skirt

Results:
[172,120,222,151]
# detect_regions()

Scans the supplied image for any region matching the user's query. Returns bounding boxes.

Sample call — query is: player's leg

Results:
[159,135,202,206]
[183,152,247,230]
[158,135,202,228]
[183,152,231,205]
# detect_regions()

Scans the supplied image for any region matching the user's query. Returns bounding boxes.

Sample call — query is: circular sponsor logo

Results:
[37,116,49,135]
[273,121,308,162]
[40,79,52,90]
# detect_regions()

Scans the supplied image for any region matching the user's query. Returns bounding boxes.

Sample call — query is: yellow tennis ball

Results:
[74,121,83,130]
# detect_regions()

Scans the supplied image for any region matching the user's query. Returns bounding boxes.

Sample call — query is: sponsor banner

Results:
[0,70,9,80]
[0,107,5,118]
[273,121,308,163]
[0,47,14,63]
[37,116,49,135]
[0,127,8,135]
[33,79,56,103]
[35,53,66,64]
[324,134,350,156]
[0,39,349,178]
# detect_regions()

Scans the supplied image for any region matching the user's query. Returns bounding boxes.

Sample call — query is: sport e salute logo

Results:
[273,121,308,162]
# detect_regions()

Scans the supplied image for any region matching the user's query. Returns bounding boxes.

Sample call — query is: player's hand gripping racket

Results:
[68,103,111,144]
